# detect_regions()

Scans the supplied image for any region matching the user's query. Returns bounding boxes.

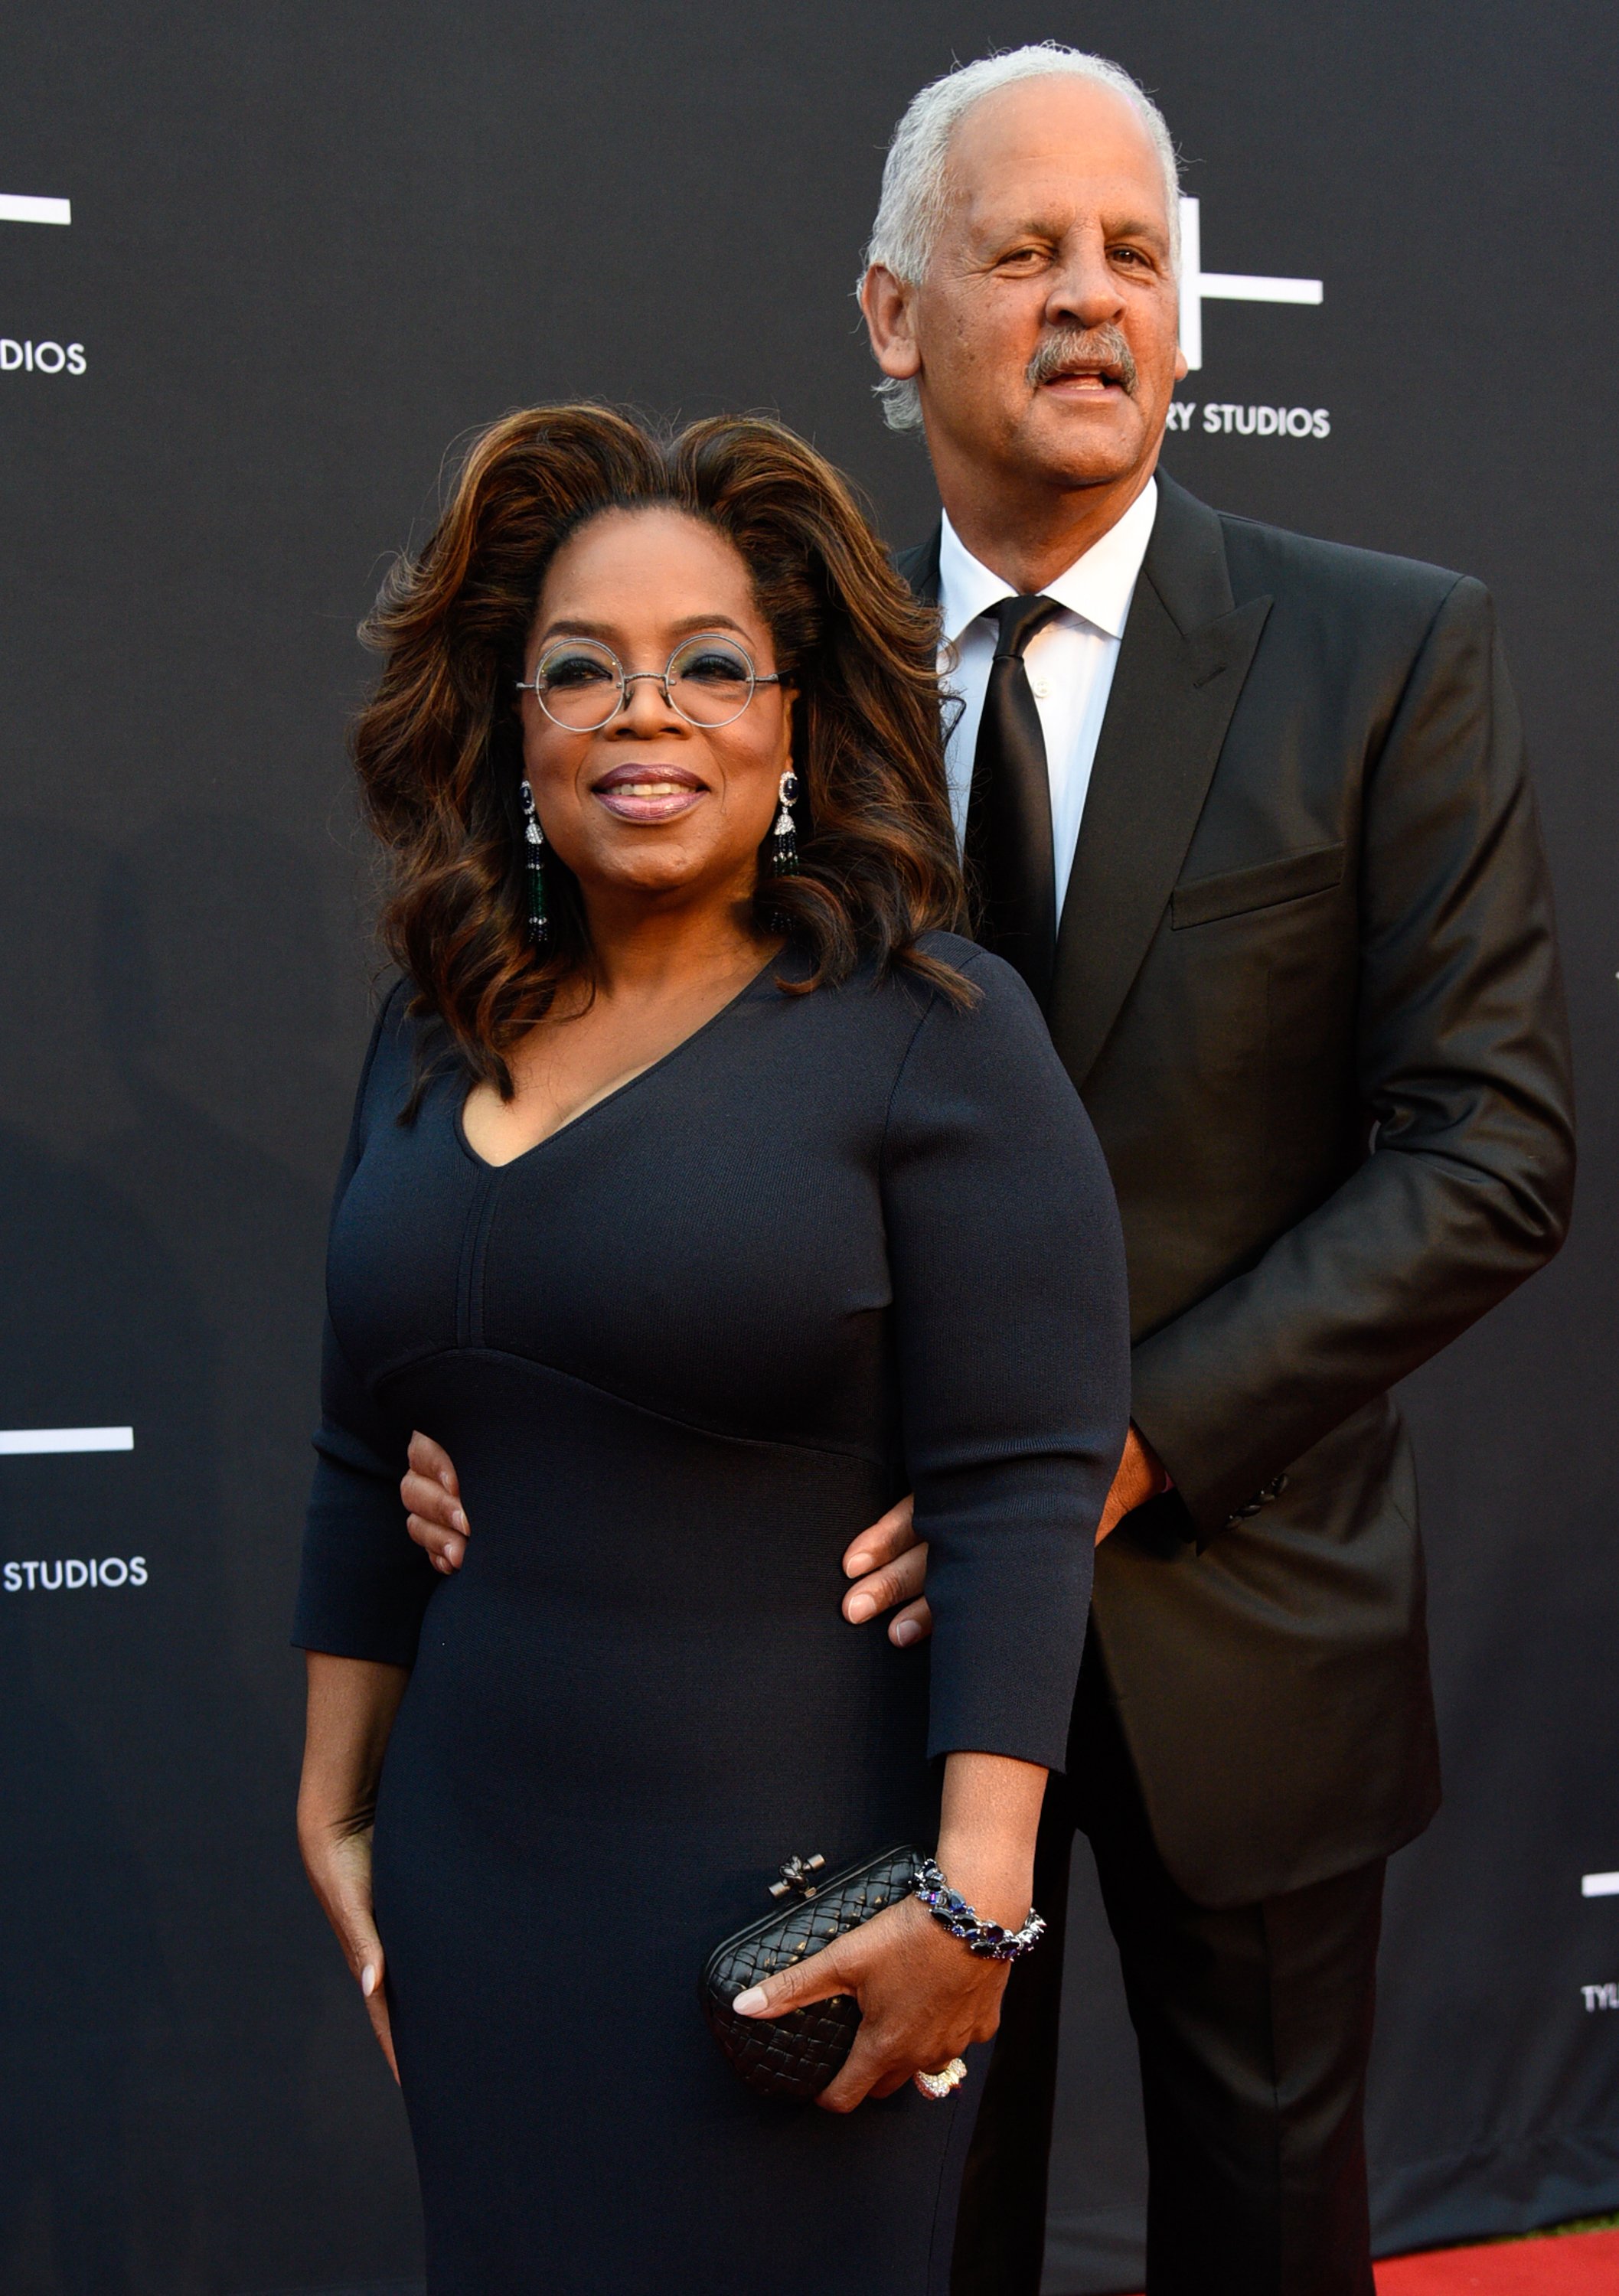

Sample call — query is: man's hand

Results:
[839,1430,1169,1648]
[841,1495,930,1646]
[402,1431,469,1574]
[410,1425,1170,1626]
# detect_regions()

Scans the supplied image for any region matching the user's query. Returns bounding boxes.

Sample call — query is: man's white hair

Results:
[863,44,1181,433]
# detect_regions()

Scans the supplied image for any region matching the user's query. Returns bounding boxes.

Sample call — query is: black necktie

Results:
[964,593,1062,1011]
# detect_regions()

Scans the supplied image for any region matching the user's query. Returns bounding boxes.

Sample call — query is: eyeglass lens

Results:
[531,636,759,731]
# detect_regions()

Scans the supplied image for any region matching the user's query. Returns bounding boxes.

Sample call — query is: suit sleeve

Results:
[883,952,1131,1769]
[1131,576,1576,1538]
[291,987,438,1665]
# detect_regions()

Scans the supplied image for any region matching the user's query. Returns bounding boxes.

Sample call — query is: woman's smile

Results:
[589,759,709,823]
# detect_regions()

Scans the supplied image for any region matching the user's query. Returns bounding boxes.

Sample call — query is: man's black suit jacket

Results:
[899,472,1575,1908]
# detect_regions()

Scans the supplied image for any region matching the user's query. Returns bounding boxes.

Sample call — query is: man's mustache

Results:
[1026,325,1138,396]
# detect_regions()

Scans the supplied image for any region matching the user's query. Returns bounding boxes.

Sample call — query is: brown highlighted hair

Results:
[354,404,968,1095]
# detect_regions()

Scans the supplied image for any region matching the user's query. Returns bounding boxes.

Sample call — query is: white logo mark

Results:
[1179,197,1323,373]
[0,194,71,227]
[1582,1983,1619,2011]
[0,1426,133,1454]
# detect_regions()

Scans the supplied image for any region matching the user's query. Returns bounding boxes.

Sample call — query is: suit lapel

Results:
[896,528,942,607]
[1047,478,1271,1088]
[895,488,1271,1089]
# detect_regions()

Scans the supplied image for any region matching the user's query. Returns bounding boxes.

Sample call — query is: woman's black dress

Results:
[293,934,1128,2296]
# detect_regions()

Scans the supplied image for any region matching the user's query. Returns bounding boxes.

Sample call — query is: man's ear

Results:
[859,265,922,382]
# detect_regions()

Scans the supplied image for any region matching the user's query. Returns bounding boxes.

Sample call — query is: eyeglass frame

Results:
[514,631,788,734]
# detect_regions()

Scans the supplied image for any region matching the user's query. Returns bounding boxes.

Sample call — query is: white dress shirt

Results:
[937,478,1158,920]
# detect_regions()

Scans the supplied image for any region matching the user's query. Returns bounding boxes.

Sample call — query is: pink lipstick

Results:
[590,762,708,823]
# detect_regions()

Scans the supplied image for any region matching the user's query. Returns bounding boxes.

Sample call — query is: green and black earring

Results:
[771,770,800,878]
[521,778,550,945]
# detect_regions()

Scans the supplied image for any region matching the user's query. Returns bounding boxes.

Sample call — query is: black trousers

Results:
[952,1643,1385,2296]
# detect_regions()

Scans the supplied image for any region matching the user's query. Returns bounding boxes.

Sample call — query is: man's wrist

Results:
[1125,1433,1162,1506]
[1097,1425,1171,1543]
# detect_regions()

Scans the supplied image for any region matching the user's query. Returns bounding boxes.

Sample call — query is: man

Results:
[400,45,1574,2294]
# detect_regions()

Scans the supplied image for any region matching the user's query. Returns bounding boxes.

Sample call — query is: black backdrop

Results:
[1,5,1614,2291]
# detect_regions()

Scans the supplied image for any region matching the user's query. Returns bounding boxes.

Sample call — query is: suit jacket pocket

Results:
[1170,841,1346,929]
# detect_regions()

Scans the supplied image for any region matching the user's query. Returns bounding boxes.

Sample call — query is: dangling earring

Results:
[520,778,550,945]
[771,770,800,879]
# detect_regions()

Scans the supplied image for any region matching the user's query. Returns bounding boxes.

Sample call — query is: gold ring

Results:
[912,2056,968,2101]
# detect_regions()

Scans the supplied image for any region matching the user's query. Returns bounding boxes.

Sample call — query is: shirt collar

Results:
[936,476,1158,651]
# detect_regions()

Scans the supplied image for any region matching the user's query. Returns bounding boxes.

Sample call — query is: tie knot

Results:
[990,593,1062,660]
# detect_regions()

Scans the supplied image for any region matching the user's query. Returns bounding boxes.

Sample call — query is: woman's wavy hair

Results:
[354,403,969,1097]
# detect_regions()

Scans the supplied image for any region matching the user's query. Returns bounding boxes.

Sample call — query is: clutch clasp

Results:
[768,1852,827,1901]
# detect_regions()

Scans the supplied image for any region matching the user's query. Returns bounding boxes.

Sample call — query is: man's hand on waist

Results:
[837,1428,1169,1651]
[401,1431,469,1574]
[402,1427,1167,1639]
[841,1495,931,1647]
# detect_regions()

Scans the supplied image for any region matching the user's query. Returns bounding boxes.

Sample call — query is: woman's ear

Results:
[778,687,797,775]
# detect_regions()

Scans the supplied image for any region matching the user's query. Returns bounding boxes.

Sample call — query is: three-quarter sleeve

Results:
[881,950,1130,1771]
[292,989,437,1666]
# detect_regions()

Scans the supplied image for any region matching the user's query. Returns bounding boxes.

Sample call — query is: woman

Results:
[294,405,1128,2295]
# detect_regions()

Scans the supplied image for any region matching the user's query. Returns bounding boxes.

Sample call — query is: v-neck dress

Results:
[293,933,1128,2296]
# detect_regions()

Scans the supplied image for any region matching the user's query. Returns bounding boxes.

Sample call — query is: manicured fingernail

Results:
[452,1509,467,1533]
[439,1471,452,1489]
[893,1618,920,1647]
[732,1987,768,2016]
[361,1964,378,1997]
[845,1554,871,1577]
[847,1595,875,1623]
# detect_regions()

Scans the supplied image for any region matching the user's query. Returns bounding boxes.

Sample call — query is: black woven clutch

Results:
[701,1845,922,2102]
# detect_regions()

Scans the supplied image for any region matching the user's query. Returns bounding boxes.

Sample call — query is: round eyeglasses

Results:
[516,634,785,733]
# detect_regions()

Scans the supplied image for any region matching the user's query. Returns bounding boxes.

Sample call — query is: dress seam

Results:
[360,975,409,1100]
[456,1170,499,1348]
[330,976,410,1220]
[877,946,992,1181]
[370,1342,890,1467]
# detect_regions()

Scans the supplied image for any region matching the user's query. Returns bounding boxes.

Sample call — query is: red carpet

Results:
[1374,2227,1619,2291]
[1118,2226,1619,2294]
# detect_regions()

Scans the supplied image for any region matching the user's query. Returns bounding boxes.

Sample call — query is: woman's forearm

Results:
[298,1652,410,2079]
[298,1651,410,1843]
[935,1750,1048,1931]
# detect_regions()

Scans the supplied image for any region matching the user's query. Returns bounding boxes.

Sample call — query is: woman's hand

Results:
[298,1652,411,2082]
[731,1893,1010,2112]
[732,1749,1047,2112]
[299,1805,399,2079]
